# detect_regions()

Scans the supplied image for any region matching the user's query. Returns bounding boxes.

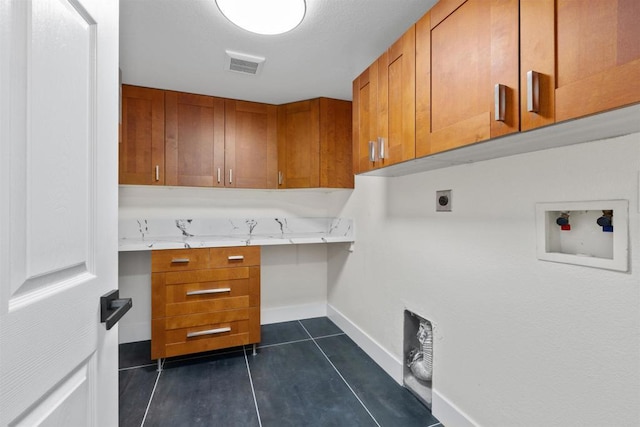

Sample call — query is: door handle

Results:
[100,289,132,330]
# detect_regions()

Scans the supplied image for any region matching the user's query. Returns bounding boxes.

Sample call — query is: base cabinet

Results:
[151,246,261,360]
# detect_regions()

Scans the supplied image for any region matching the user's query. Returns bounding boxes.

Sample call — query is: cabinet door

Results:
[522,0,640,129]
[319,98,353,188]
[378,25,416,166]
[353,63,378,173]
[119,85,165,184]
[277,99,320,188]
[165,91,225,187]
[430,0,519,154]
[554,0,640,122]
[520,0,555,131]
[225,100,278,189]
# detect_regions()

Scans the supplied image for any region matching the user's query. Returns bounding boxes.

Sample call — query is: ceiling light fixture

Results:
[215,0,306,35]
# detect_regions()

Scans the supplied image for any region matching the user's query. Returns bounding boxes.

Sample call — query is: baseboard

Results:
[432,389,478,427]
[261,302,327,325]
[326,304,404,384]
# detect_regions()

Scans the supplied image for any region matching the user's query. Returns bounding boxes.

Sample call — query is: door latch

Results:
[100,289,132,330]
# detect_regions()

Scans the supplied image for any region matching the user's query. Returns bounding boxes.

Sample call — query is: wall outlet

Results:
[436,190,452,212]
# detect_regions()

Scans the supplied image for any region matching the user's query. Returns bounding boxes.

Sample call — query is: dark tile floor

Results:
[119,317,442,427]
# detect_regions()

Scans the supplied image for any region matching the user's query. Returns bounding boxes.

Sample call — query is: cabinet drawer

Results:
[164,266,250,286]
[209,246,260,268]
[164,307,251,330]
[151,307,260,359]
[152,248,210,272]
[166,279,250,304]
[152,267,260,319]
[164,279,252,317]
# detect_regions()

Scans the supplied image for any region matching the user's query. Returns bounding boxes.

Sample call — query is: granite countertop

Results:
[118,217,354,251]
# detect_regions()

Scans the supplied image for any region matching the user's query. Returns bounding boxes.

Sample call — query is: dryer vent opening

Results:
[403,310,433,409]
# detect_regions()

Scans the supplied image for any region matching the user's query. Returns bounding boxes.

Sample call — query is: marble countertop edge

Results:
[118,235,355,252]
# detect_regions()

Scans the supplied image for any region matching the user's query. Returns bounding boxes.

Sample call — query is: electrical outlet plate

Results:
[436,190,452,212]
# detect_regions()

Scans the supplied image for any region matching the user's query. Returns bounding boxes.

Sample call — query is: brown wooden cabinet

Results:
[165,91,225,187]
[151,246,261,361]
[353,27,416,174]
[353,0,640,174]
[353,62,379,174]
[428,0,519,154]
[521,0,640,131]
[415,11,431,158]
[277,98,353,188]
[119,85,165,185]
[225,100,278,189]
[378,25,416,168]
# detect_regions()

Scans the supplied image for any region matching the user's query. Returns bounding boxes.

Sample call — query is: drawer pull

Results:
[171,258,190,263]
[186,288,231,296]
[228,255,244,261]
[187,327,231,338]
[527,70,540,113]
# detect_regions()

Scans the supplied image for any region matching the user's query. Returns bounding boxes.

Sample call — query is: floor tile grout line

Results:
[310,332,346,340]
[119,363,156,372]
[243,346,263,427]
[257,332,345,350]
[257,337,314,349]
[140,358,164,427]
[298,321,382,427]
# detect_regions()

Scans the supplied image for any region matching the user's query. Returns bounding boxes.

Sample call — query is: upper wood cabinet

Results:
[521,0,640,131]
[378,25,416,167]
[224,100,278,189]
[428,0,519,154]
[353,27,416,174]
[165,91,225,187]
[353,63,379,174]
[119,85,165,185]
[277,98,353,188]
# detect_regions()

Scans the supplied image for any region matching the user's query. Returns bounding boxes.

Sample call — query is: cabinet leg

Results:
[157,358,163,373]
[252,343,257,356]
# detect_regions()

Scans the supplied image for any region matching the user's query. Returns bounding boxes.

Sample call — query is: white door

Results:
[0,0,120,425]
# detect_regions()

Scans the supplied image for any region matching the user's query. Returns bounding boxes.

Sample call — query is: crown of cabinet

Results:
[353,0,640,175]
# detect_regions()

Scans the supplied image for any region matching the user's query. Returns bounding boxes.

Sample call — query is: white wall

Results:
[327,133,640,426]
[117,186,348,343]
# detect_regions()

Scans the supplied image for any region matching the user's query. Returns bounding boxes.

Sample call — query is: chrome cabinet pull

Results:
[369,141,376,162]
[171,258,190,263]
[229,169,233,184]
[378,137,386,160]
[217,167,221,184]
[187,327,231,338]
[155,165,160,181]
[186,288,231,296]
[228,255,244,261]
[527,70,540,113]
[494,84,506,121]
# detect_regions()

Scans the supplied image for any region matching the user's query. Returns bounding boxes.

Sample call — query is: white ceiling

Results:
[120,0,437,105]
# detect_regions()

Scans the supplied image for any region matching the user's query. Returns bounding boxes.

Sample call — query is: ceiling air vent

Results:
[225,50,265,75]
